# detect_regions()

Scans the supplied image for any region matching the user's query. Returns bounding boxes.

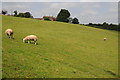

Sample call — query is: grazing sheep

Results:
[103,37,107,41]
[23,35,38,45]
[5,29,14,39]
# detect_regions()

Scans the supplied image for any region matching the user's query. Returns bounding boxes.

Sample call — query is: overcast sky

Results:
[1,0,120,2]
[1,0,119,24]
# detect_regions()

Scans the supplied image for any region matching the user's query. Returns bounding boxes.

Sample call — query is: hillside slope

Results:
[2,15,118,78]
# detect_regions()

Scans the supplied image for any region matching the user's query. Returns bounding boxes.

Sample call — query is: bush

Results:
[43,17,50,21]
[72,18,79,24]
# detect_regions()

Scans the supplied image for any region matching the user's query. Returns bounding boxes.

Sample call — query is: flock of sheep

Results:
[5,29,38,45]
[5,28,107,45]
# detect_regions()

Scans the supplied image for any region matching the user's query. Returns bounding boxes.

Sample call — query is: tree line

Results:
[1,9,119,31]
[1,9,79,24]
[13,10,33,18]
[2,10,33,18]
[86,22,120,31]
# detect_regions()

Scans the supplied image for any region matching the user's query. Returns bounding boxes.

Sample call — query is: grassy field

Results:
[2,15,118,78]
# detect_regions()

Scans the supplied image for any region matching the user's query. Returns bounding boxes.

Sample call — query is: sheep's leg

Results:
[28,41,30,44]
[34,41,37,45]
[7,33,11,39]
[35,42,37,45]
[10,36,12,39]
[8,35,12,39]
[7,34,10,38]
[11,33,13,39]
[8,36,11,39]
[11,35,13,39]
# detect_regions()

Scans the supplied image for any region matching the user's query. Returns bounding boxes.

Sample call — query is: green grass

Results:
[2,15,118,78]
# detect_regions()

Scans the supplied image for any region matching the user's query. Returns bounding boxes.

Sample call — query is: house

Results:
[43,16,56,21]
[35,18,44,20]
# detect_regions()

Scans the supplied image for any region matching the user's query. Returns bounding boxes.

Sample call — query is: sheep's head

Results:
[23,38,26,43]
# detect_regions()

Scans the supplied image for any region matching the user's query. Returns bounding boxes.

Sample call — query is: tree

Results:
[30,16,34,18]
[2,10,7,15]
[17,13,25,17]
[89,23,93,25]
[24,12,31,18]
[102,22,109,27]
[14,10,17,16]
[16,12,32,18]
[56,9,70,23]
[102,22,109,29]
[68,17,73,23]
[72,18,79,24]
[118,23,120,31]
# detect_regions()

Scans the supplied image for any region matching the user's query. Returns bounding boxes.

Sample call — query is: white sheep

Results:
[5,29,14,39]
[103,37,107,41]
[23,35,38,45]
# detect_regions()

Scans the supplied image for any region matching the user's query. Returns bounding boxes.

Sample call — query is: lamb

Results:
[23,35,38,45]
[103,37,107,41]
[5,29,14,39]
